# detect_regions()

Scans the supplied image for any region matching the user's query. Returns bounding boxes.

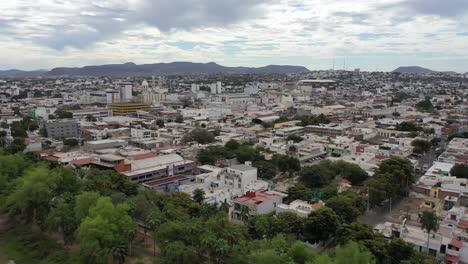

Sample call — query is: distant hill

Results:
[46,62,310,76]
[392,66,436,74]
[0,69,47,77]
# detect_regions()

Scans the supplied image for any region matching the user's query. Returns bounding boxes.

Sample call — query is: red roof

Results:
[457,219,468,229]
[446,254,460,263]
[45,156,60,161]
[340,178,352,185]
[450,238,463,249]
[144,175,187,187]
[70,157,96,166]
[129,152,157,160]
[312,203,323,209]
[234,189,282,205]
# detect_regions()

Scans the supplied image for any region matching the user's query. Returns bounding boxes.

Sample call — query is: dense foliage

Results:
[0,151,433,264]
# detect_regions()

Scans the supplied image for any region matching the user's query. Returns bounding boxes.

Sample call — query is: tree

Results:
[419,211,439,252]
[83,169,138,196]
[271,212,304,239]
[225,139,240,150]
[304,207,340,243]
[300,163,335,188]
[332,241,375,264]
[146,210,163,256]
[192,188,205,204]
[287,241,317,264]
[85,114,97,122]
[74,191,101,223]
[157,241,199,264]
[388,238,416,264]
[326,195,362,222]
[156,119,165,128]
[0,130,6,137]
[55,109,73,119]
[287,184,314,203]
[182,128,215,144]
[365,156,414,207]
[5,165,60,225]
[236,145,261,163]
[335,222,375,245]
[175,116,184,123]
[63,138,79,147]
[247,214,273,239]
[416,98,435,113]
[395,121,420,132]
[287,134,303,143]
[450,163,468,178]
[10,121,28,137]
[78,197,136,264]
[271,154,301,173]
[196,145,233,165]
[411,139,431,154]
[47,197,77,245]
[320,186,338,201]
[253,160,278,180]
[6,137,26,154]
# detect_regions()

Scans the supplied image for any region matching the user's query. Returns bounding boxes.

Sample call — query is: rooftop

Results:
[229,164,256,172]
[234,189,282,206]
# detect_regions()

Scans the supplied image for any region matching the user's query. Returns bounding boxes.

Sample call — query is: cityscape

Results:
[1,1,468,264]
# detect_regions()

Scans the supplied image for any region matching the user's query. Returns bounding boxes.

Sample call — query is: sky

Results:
[1,0,468,72]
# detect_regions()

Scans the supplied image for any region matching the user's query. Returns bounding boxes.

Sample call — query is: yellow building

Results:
[108,102,151,116]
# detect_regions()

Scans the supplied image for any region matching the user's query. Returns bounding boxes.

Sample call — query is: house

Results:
[231,189,285,221]
[276,200,324,217]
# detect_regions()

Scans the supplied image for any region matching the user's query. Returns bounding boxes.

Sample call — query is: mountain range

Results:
[0,62,309,77]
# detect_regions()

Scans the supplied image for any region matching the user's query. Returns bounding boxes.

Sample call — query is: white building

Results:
[118,82,133,102]
[276,200,324,217]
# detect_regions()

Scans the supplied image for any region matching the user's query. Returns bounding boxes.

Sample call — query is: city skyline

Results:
[2,0,468,72]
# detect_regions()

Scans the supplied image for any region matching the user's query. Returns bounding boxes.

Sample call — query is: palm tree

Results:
[239,205,250,221]
[193,188,205,204]
[419,210,439,252]
[219,201,230,213]
[146,210,162,256]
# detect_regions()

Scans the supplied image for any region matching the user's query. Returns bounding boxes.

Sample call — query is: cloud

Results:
[381,0,468,24]
[1,0,274,50]
[395,0,468,17]
[134,0,273,31]
[0,0,468,72]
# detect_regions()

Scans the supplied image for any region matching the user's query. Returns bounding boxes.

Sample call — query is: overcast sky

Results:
[1,0,468,72]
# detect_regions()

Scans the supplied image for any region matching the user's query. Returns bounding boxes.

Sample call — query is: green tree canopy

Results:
[78,197,136,264]
[304,207,340,243]
[450,163,468,178]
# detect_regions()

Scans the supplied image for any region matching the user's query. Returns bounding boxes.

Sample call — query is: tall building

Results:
[191,84,200,93]
[105,89,121,103]
[118,82,133,102]
[216,81,222,94]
